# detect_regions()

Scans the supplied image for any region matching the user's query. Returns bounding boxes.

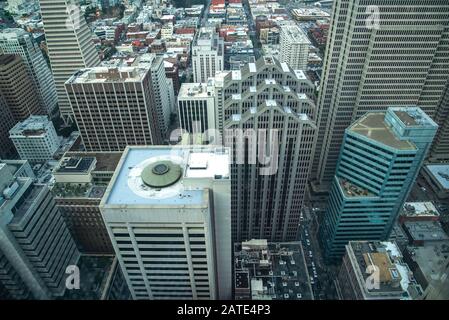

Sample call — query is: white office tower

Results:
[39,0,100,123]
[178,80,216,142]
[279,24,310,71]
[0,29,58,116]
[214,56,317,242]
[100,146,232,300]
[9,115,60,164]
[312,0,449,192]
[0,162,80,299]
[192,28,224,83]
[65,54,171,151]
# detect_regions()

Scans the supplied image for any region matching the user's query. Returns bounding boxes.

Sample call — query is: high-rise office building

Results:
[192,28,224,83]
[39,0,100,123]
[52,152,122,254]
[0,28,58,116]
[0,161,80,299]
[0,96,16,159]
[178,81,216,141]
[214,56,317,242]
[9,115,61,164]
[320,107,438,260]
[312,0,449,192]
[0,54,44,121]
[279,24,310,71]
[100,146,232,300]
[147,54,173,135]
[430,81,449,162]
[65,54,170,151]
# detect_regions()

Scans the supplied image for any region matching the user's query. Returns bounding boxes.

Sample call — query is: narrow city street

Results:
[298,207,339,300]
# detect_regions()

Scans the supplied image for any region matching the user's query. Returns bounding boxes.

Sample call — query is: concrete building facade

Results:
[65,55,169,151]
[100,146,232,300]
[177,81,216,142]
[0,162,80,299]
[9,115,60,164]
[279,24,310,71]
[192,28,224,83]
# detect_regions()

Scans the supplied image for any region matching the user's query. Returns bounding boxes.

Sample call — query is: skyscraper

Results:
[177,81,216,140]
[430,81,449,162]
[147,54,173,135]
[0,28,58,116]
[39,0,100,123]
[0,161,80,299]
[214,56,317,242]
[0,54,44,121]
[321,107,438,260]
[192,28,224,83]
[65,55,170,151]
[100,146,232,300]
[312,0,449,192]
[279,24,310,71]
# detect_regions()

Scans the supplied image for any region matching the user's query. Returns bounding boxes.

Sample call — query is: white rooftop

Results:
[426,164,449,189]
[67,54,158,84]
[280,24,311,45]
[178,83,215,99]
[232,70,242,81]
[9,116,53,136]
[402,202,440,217]
[104,147,230,206]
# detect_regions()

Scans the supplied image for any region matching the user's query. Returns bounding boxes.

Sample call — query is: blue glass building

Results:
[320,107,438,260]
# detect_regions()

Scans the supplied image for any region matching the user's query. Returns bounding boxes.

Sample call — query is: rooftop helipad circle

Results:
[141,160,182,188]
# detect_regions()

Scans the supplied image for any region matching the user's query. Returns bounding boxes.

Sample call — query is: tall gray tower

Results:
[311,0,449,193]
[215,56,317,242]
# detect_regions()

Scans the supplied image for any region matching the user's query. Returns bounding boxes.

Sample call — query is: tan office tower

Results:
[312,0,449,192]
[0,54,44,121]
[65,55,166,151]
[39,0,100,123]
[430,81,449,162]
[215,56,317,242]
